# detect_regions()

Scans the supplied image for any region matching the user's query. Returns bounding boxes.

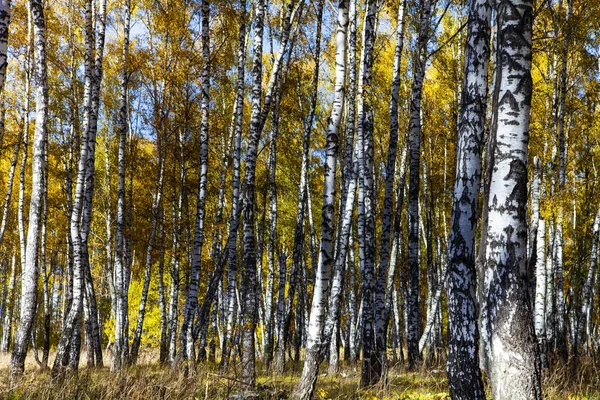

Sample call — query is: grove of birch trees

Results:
[1,0,600,398]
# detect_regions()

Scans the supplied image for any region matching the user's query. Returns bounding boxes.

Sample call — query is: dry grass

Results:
[0,351,598,399]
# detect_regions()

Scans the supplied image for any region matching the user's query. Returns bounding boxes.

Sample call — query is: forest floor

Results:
[0,351,599,399]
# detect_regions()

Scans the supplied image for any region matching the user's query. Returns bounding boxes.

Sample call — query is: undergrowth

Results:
[0,351,598,399]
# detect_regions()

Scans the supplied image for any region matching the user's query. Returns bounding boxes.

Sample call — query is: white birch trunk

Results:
[220,0,246,370]
[10,0,48,376]
[534,219,548,367]
[406,0,434,370]
[112,0,132,370]
[240,0,265,386]
[480,0,542,395]
[445,0,491,395]
[373,0,407,375]
[292,1,349,398]
[181,0,210,366]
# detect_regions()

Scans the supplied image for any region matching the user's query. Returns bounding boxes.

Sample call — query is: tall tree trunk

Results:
[52,0,95,374]
[240,0,266,386]
[112,0,132,370]
[374,0,407,379]
[445,0,491,396]
[263,77,284,368]
[10,0,48,377]
[17,9,32,329]
[79,0,108,368]
[292,1,349,398]
[532,158,549,368]
[480,0,542,396]
[220,0,246,370]
[406,0,434,370]
[181,0,210,367]
[355,0,380,386]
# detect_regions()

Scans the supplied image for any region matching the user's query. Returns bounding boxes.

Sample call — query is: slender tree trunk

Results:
[17,9,32,328]
[10,0,48,377]
[532,157,549,368]
[480,0,542,396]
[79,0,108,368]
[240,0,266,386]
[374,0,407,379]
[545,222,556,346]
[168,202,181,364]
[181,0,210,367]
[52,0,96,374]
[292,1,349,398]
[554,219,567,360]
[220,0,246,370]
[158,220,168,364]
[445,0,491,395]
[263,79,284,368]
[406,0,434,370]
[40,138,50,369]
[353,0,380,386]
[112,0,132,370]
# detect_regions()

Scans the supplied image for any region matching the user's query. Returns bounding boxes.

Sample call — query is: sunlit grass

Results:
[1,351,599,399]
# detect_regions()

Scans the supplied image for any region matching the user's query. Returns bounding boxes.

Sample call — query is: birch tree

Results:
[480,0,542,396]
[292,1,349,398]
[355,0,380,386]
[406,0,434,370]
[220,0,246,370]
[113,0,132,370]
[445,0,491,395]
[9,0,48,377]
[240,0,266,386]
[181,0,210,366]
[79,0,108,367]
[374,0,407,379]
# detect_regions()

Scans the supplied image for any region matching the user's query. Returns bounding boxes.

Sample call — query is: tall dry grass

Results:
[1,350,599,399]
